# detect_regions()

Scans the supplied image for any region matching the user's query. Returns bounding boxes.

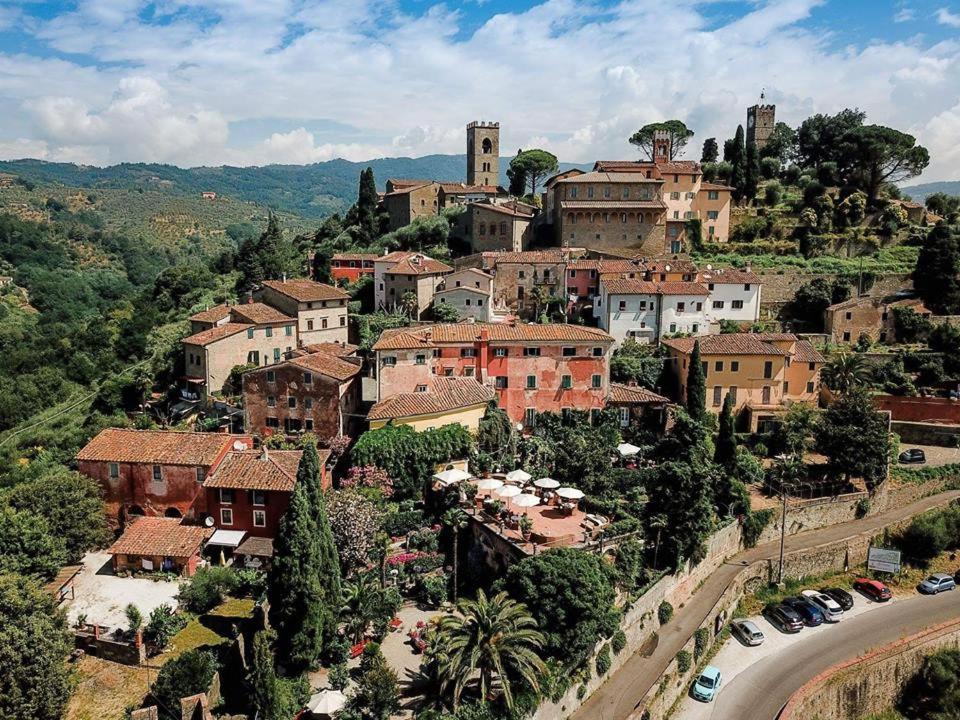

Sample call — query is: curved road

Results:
[572,489,960,720]
[712,590,960,719]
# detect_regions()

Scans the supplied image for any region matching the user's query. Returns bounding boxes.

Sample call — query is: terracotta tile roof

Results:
[792,339,825,364]
[182,322,253,347]
[560,200,666,210]
[262,278,349,302]
[568,259,641,273]
[386,255,453,275]
[189,305,231,323]
[108,517,212,558]
[332,253,379,262]
[609,383,670,404]
[656,160,702,174]
[639,258,699,274]
[544,168,585,187]
[662,334,790,356]
[372,322,614,350]
[76,428,242,465]
[204,449,303,491]
[387,178,434,189]
[287,351,362,382]
[555,170,663,184]
[701,268,760,284]
[300,341,358,357]
[368,377,495,421]
[230,302,295,325]
[492,250,567,264]
[471,202,535,218]
[383,180,438,196]
[440,183,504,194]
[602,278,709,296]
[700,182,735,191]
[593,160,702,175]
[235,535,274,557]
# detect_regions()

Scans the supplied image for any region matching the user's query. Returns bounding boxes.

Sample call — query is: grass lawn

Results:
[166,617,228,659]
[65,655,151,720]
[207,597,256,617]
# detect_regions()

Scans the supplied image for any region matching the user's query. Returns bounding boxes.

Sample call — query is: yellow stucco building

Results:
[366,377,495,432]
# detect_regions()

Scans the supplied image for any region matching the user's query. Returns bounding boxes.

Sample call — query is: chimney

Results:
[261,446,269,462]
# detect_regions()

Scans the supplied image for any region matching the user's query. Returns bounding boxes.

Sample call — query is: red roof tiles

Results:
[602,278,709,296]
[701,268,760,285]
[368,377,495,421]
[204,449,302,491]
[108,517,212,558]
[261,279,349,302]
[609,384,670,404]
[76,428,242,465]
[182,323,253,347]
[287,351,362,382]
[230,303,295,325]
[189,305,231,323]
[372,322,614,350]
[662,334,791,356]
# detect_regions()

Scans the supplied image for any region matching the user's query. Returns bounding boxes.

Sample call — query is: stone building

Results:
[242,346,362,438]
[595,278,711,346]
[467,121,500,187]
[258,278,350,345]
[489,250,569,320]
[373,251,453,317]
[457,200,536,252]
[381,180,442,230]
[701,266,762,327]
[747,99,776,149]
[433,268,497,322]
[824,295,930,344]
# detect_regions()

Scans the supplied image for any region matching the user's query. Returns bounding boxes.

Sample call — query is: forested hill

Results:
[902,181,960,204]
[0,156,591,219]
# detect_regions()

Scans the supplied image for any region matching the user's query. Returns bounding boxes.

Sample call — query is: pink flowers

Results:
[386,551,443,567]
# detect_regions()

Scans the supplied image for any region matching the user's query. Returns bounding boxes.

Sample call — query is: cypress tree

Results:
[297,442,323,515]
[744,140,760,204]
[357,167,378,241]
[267,481,325,672]
[714,392,737,469]
[249,631,283,720]
[729,126,747,204]
[686,340,706,422]
[315,484,342,654]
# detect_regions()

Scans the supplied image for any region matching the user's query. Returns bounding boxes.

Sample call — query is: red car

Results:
[853,578,892,602]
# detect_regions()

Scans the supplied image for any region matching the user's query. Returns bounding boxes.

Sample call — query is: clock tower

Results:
[746,92,776,150]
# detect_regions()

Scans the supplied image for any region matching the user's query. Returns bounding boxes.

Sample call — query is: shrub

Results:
[406,529,439,553]
[896,511,949,567]
[694,627,709,660]
[418,573,449,608]
[177,566,238,613]
[150,650,218,720]
[329,663,349,691]
[676,649,692,674]
[125,604,143,633]
[383,509,426,538]
[742,509,775,548]
[855,498,871,519]
[595,644,611,675]
[577,684,587,700]
[144,604,187,649]
[658,601,674,626]
[611,630,627,655]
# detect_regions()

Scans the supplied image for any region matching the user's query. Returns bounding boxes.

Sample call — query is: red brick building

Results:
[372,322,614,427]
[203,447,330,537]
[76,429,252,527]
[107,517,213,576]
[242,347,362,438]
[330,253,377,284]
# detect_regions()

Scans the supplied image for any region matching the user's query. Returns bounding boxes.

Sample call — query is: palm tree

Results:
[442,508,469,603]
[341,574,379,643]
[437,590,546,710]
[822,352,870,394]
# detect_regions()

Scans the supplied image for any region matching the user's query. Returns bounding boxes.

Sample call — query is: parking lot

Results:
[899,443,960,468]
[64,552,182,629]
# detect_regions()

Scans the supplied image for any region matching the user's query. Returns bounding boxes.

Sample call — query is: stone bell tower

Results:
[747,90,776,149]
[466,121,500,186]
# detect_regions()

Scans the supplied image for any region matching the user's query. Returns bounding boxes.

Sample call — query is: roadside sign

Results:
[867,546,901,574]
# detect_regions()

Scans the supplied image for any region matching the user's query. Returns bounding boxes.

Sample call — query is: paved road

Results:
[571,489,960,720]
[708,590,960,719]
[899,444,960,468]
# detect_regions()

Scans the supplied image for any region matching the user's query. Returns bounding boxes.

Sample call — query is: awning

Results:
[206,529,246,548]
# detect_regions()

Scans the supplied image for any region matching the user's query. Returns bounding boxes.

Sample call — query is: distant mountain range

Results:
[0,156,592,220]
[900,181,960,204]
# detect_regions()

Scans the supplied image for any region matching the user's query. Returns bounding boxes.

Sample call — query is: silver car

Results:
[731,619,765,646]
[801,590,844,622]
[918,573,956,595]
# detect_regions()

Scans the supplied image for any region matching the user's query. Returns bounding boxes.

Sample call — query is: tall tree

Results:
[796,109,866,170]
[315,486,342,654]
[629,120,694,160]
[744,141,760,204]
[714,392,737,470]
[915,222,960,314]
[815,388,891,489]
[700,137,719,163]
[442,508,469,603]
[821,352,870,394]
[249,631,284,720]
[507,149,559,197]
[267,482,326,672]
[357,167,379,241]
[838,125,929,204]
[642,461,714,568]
[0,574,73,720]
[685,340,706,422]
[900,648,960,719]
[436,590,546,710]
[235,212,301,292]
[729,126,747,204]
[297,442,323,518]
[759,122,797,164]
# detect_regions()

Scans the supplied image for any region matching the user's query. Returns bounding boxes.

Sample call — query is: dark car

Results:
[782,596,825,626]
[898,448,926,464]
[820,587,854,611]
[853,578,892,602]
[763,602,804,633]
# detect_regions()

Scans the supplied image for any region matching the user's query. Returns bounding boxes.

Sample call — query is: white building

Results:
[433,268,496,322]
[701,267,762,327]
[595,278,710,346]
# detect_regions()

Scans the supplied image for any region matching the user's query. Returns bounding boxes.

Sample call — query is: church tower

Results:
[747,91,776,149]
[466,121,500,186]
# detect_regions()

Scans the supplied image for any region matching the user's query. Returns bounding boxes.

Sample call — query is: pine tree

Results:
[729,126,747,204]
[685,340,706,422]
[714,392,737,470]
[267,481,325,672]
[701,137,719,163]
[744,140,760,204]
[249,631,283,720]
[357,168,379,241]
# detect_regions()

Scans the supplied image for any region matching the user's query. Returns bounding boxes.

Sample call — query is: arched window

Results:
[621,213,627,223]
[164,507,183,518]
[482,138,493,154]
[128,505,145,517]
[567,213,576,225]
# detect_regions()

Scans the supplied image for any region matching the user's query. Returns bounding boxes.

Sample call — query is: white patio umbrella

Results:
[505,469,532,484]
[556,487,585,500]
[434,468,472,486]
[307,689,347,718]
[534,478,560,489]
[496,485,522,499]
[513,494,541,509]
[475,478,504,491]
[617,442,641,457]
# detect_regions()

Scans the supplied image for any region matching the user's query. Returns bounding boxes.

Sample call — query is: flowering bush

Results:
[386,551,444,574]
[341,465,393,498]
[328,490,382,573]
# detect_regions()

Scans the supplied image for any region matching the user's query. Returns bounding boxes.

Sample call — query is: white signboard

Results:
[867,546,901,574]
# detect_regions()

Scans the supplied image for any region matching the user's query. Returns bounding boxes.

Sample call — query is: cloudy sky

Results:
[0,0,958,182]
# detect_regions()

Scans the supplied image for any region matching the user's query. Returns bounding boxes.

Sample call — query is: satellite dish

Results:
[706,264,713,270]
[515,423,524,431]
[233,440,248,451]
[664,264,672,271]
[203,516,215,527]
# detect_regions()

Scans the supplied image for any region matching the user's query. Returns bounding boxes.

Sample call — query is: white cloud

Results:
[894,7,915,22]
[0,0,957,182]
[936,7,960,27]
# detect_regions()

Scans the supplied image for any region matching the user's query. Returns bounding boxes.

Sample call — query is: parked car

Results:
[954,569,960,584]
[853,578,892,602]
[763,602,804,633]
[691,665,723,702]
[819,587,854,611]
[918,573,957,595]
[801,590,844,621]
[731,619,765,646]
[782,596,825,626]
[898,448,926,464]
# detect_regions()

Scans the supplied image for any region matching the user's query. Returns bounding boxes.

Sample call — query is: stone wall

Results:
[755,492,868,546]
[757,272,911,310]
[779,619,960,720]
[892,420,960,446]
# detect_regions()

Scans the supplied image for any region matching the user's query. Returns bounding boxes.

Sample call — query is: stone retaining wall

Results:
[778,619,960,720]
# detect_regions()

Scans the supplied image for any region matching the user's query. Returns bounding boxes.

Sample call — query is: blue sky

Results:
[0,0,958,182]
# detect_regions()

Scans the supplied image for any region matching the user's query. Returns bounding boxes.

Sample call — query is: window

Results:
[322,318,328,329]
[619,407,630,427]
[464,367,475,377]
[382,356,396,366]
[562,346,576,357]
[587,186,594,198]
[526,375,537,389]
[517,287,524,300]
[543,269,551,280]
[465,299,471,306]
[267,395,276,407]
[729,386,738,403]
[305,419,314,431]
[219,488,234,504]
[715,361,724,372]
[809,362,816,371]
[265,327,273,338]
[696,302,703,311]
[252,490,266,506]
[285,325,293,336]
[842,331,851,342]
[762,386,771,404]
[592,347,603,357]
[266,417,279,428]
[713,386,722,406]
[731,361,740,372]
[304,397,313,410]
[273,347,281,362]
[152,465,163,482]
[500,222,507,235]
[744,284,751,291]
[479,224,486,235]
[783,381,790,394]
[592,374,602,388]
[670,191,680,200]
[763,361,773,379]
[494,347,507,357]
[443,367,453,376]
[692,323,699,333]
[266,370,275,383]
[460,348,477,358]
[108,462,120,478]
[845,311,852,320]
[707,210,719,220]
[416,384,428,392]
[732,300,744,309]
[618,300,627,311]
[415,354,426,365]
[219,508,233,525]
[288,397,297,408]
[713,300,724,309]
[495,376,508,389]
[253,509,266,527]
[807,381,815,393]
[561,375,572,389]
[603,186,611,198]
[523,347,541,357]
[673,211,680,219]
[622,187,630,199]
[247,328,254,339]
[518,270,525,279]
[303,372,313,385]
[669,323,677,333]
[677,302,686,312]
[196,467,204,483]
[524,408,537,427]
